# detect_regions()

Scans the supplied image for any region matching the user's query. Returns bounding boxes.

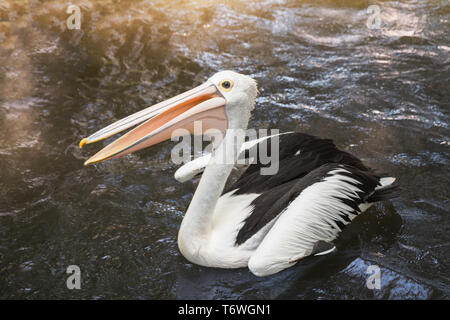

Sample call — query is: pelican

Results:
[79,71,398,277]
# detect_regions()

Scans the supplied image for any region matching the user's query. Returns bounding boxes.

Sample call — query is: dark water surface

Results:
[0,0,449,299]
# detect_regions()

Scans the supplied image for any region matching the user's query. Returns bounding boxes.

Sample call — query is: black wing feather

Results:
[226,132,370,195]
[230,132,398,246]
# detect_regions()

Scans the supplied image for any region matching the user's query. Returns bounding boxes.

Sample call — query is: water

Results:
[0,0,448,299]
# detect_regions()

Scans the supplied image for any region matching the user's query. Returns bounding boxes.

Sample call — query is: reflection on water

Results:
[0,0,448,299]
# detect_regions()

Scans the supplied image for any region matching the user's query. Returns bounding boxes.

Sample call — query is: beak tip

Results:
[84,154,110,166]
[79,138,88,148]
[84,156,95,166]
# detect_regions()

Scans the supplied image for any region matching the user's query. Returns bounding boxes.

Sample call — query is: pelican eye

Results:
[219,80,233,91]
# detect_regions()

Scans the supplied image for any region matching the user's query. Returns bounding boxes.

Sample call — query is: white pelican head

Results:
[80,70,258,165]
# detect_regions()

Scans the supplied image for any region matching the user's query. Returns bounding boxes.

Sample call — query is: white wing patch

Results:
[174,153,211,182]
[196,190,261,268]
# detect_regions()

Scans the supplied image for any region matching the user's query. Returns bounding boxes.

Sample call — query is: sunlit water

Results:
[0,0,448,299]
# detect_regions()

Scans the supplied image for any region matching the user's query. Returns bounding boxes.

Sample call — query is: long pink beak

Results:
[80,81,227,165]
